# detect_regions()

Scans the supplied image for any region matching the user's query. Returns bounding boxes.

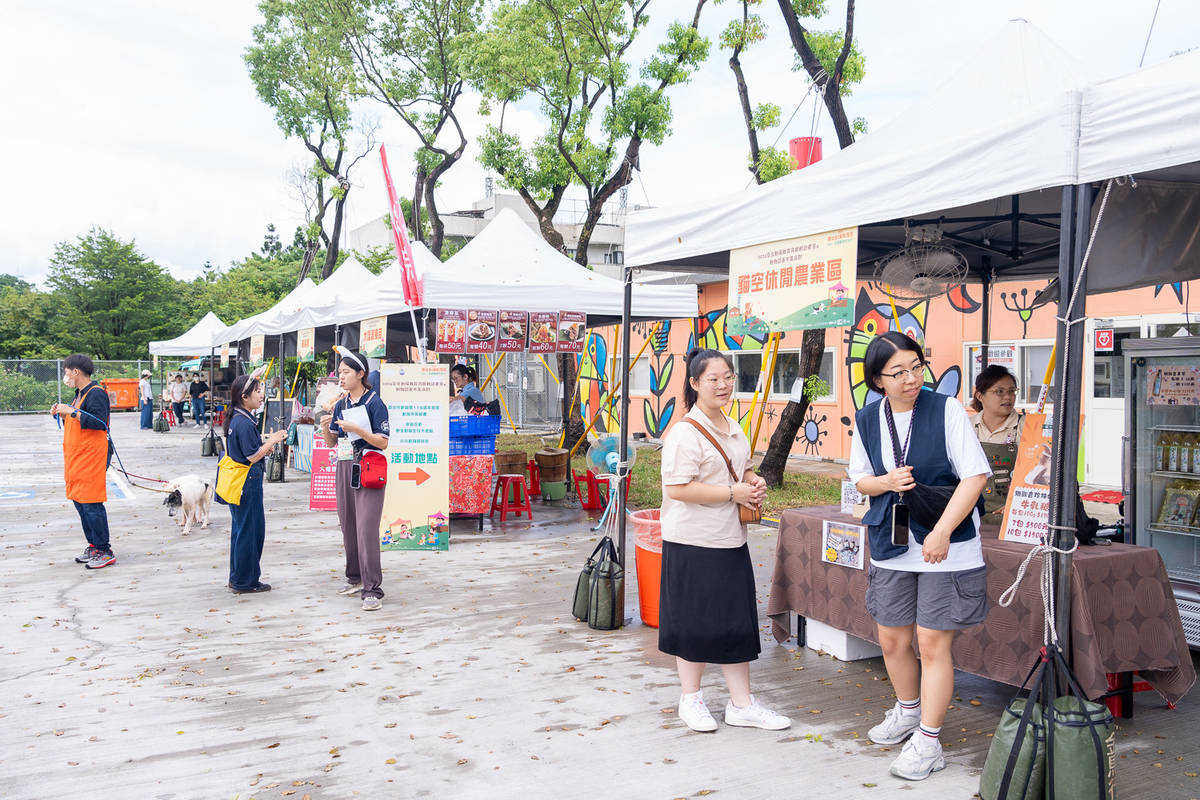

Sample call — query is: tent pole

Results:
[980,256,992,373]
[1049,183,1087,656]
[618,264,633,591]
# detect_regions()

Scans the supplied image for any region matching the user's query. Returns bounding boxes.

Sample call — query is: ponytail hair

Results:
[682,348,735,410]
[451,363,478,384]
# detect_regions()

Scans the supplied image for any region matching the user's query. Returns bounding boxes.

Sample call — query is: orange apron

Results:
[63,384,108,504]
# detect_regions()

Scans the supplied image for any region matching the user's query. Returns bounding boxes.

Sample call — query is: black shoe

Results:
[230,582,272,594]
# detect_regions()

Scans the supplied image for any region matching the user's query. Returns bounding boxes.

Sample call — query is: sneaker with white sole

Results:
[362,596,382,611]
[677,692,718,732]
[85,551,116,570]
[724,696,792,730]
[337,582,363,596]
[889,734,945,780]
[75,545,98,564]
[868,703,921,744]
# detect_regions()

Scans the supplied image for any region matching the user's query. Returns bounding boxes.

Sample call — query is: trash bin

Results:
[630,509,662,628]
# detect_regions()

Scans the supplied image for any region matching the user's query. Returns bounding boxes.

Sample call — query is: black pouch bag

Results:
[903,481,957,529]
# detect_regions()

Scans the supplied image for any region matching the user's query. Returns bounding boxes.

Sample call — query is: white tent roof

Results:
[626,20,1095,269]
[149,312,233,355]
[270,256,382,333]
[326,241,441,327]
[424,208,697,321]
[218,278,320,343]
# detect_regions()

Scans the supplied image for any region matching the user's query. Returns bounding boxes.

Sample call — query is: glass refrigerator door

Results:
[1129,349,1200,590]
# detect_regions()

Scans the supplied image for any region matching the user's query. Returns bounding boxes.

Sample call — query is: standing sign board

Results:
[727,226,857,334]
[465,310,498,354]
[308,447,338,510]
[436,310,467,354]
[361,316,387,359]
[297,328,315,363]
[378,363,449,551]
[1000,412,1083,545]
[250,335,265,367]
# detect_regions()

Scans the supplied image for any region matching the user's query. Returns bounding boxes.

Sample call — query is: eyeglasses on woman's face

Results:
[880,362,926,381]
[986,386,1019,398]
[698,372,736,387]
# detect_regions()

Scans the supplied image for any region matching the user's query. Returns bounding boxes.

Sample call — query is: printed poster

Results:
[840,480,865,515]
[220,343,230,368]
[436,309,467,354]
[496,310,528,352]
[361,315,387,359]
[727,226,857,333]
[821,520,864,569]
[465,310,498,354]
[999,412,1082,545]
[250,334,265,367]
[557,311,587,353]
[1146,365,1200,406]
[308,446,338,510]
[378,363,449,551]
[528,312,558,354]
[297,328,315,363]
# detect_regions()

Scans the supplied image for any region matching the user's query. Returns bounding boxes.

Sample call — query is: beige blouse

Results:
[970,410,1023,445]
[660,406,751,548]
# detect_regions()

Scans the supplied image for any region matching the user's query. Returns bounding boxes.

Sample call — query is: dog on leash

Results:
[163,475,212,535]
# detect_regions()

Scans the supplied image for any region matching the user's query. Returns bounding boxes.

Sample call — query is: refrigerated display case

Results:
[1125,338,1200,648]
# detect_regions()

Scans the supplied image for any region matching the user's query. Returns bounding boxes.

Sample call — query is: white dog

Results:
[163,475,212,535]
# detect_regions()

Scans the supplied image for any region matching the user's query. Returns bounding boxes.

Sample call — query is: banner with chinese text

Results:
[528,312,559,354]
[436,309,467,354]
[465,310,498,354]
[250,335,265,367]
[220,343,230,368]
[297,328,315,363]
[727,227,857,333]
[999,412,1083,545]
[496,310,528,352]
[1146,365,1200,405]
[557,311,587,353]
[361,316,387,359]
[308,447,338,510]
[379,363,449,551]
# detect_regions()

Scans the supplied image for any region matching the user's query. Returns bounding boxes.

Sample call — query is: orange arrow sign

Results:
[395,467,430,485]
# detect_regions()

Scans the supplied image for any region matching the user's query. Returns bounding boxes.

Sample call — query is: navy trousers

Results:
[172,401,186,424]
[73,501,111,552]
[139,400,153,429]
[228,472,266,590]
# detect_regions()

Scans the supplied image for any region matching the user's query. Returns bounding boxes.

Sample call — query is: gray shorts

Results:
[865,564,989,630]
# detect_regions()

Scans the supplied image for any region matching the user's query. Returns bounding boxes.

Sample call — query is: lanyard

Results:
[883,395,915,468]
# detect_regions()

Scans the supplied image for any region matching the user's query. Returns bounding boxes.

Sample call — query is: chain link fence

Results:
[484,352,563,432]
[0,358,210,414]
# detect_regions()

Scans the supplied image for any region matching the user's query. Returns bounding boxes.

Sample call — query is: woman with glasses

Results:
[848,332,990,781]
[967,365,1023,524]
[658,348,789,734]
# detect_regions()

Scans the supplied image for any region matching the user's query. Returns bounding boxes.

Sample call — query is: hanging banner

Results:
[727,226,857,333]
[220,343,230,368]
[557,311,587,353]
[361,316,388,359]
[379,363,449,551]
[1000,412,1084,545]
[308,447,338,510]
[297,328,315,363]
[496,310,528,352]
[1146,365,1200,406]
[528,312,559,354]
[465,310,498,354]
[379,144,422,307]
[436,309,467,353]
[250,335,265,367]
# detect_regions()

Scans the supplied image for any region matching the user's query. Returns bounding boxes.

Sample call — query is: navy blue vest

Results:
[856,391,983,561]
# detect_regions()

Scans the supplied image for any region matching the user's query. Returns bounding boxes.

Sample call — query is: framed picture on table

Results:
[1157,487,1200,530]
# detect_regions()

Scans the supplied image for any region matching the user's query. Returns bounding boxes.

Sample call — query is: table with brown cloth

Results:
[766,506,1196,706]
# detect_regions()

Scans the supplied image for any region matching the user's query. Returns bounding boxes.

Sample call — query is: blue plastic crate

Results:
[449,416,471,437]
[449,415,501,437]
[449,435,496,456]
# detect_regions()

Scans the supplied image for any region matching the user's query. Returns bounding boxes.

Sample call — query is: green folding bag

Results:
[980,697,1046,800]
[587,554,624,631]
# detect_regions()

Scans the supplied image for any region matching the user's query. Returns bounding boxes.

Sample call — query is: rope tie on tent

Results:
[998,532,1078,644]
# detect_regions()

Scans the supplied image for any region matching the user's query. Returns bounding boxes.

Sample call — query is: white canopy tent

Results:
[424,208,698,323]
[217,278,320,344]
[149,312,235,356]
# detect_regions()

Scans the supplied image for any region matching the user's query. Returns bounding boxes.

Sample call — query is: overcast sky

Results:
[3,0,1198,287]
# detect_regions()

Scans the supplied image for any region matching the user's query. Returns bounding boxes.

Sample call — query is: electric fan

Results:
[873,243,970,301]
[586,434,636,532]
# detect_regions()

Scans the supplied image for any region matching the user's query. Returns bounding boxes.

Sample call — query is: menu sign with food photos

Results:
[465,310,498,354]
[435,309,467,354]
[496,310,528,352]
[556,311,587,354]
[528,312,559,354]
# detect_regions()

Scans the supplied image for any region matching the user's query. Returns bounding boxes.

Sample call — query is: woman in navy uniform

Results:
[223,372,286,594]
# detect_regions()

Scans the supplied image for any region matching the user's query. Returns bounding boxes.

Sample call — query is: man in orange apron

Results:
[51,354,116,569]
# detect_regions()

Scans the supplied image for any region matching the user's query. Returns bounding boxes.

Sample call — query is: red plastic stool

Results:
[573,468,604,510]
[526,459,541,498]
[490,474,532,522]
[163,407,177,426]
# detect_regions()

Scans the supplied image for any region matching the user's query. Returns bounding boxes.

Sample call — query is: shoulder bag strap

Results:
[683,417,739,483]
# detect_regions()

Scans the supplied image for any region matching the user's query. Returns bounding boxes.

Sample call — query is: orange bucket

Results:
[630,509,662,628]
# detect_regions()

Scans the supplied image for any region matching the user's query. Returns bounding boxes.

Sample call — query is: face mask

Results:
[63,374,73,386]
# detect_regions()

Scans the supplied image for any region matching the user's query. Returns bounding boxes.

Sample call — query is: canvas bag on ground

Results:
[980,652,1050,800]
[572,536,623,629]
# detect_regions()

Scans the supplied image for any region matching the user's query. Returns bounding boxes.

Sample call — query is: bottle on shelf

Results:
[1168,430,1181,473]
[1155,430,1169,471]
[1180,431,1192,474]
[1190,432,1200,475]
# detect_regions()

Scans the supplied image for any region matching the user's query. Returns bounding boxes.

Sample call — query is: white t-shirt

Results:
[848,396,991,572]
[169,381,187,402]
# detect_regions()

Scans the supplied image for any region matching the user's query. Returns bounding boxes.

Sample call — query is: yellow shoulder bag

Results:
[215,455,251,505]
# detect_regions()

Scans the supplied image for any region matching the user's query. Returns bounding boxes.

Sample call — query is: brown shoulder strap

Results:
[683,417,739,482]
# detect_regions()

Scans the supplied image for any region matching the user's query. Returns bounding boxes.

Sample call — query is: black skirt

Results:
[658,541,761,664]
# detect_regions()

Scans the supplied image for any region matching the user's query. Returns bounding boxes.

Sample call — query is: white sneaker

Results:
[336,581,362,596]
[868,703,921,744]
[724,696,791,730]
[677,693,718,732]
[889,734,945,780]
[362,596,382,611]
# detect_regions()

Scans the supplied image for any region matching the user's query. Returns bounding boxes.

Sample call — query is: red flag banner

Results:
[380,144,421,307]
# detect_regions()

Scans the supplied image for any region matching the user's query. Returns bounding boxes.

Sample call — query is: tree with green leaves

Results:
[337,0,484,257]
[0,279,60,359]
[463,0,710,448]
[756,0,864,486]
[45,229,185,360]
[246,0,377,280]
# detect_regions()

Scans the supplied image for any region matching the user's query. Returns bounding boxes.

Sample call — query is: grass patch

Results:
[496,433,842,517]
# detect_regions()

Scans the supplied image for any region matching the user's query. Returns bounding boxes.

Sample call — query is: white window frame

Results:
[726,347,837,403]
[962,338,1055,410]
[627,355,651,396]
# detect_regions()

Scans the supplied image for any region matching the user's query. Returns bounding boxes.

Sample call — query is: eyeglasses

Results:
[880,363,926,381]
[701,374,736,387]
[986,387,1019,398]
